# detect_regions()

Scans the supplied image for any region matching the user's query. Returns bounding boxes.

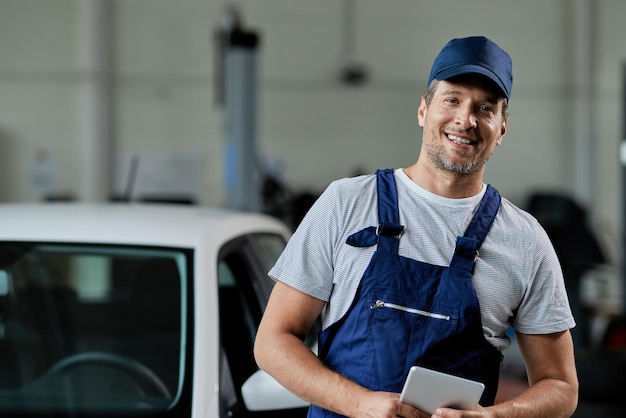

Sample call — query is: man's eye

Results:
[478,105,494,113]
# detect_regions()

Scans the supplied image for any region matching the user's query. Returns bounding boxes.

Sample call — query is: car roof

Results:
[0,203,291,248]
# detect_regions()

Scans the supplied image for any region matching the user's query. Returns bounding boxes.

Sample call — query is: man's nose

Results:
[455,105,477,130]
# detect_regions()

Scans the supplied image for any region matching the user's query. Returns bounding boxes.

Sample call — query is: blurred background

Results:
[1,0,626,414]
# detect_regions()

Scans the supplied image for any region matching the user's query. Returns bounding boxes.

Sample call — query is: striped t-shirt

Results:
[269,169,575,351]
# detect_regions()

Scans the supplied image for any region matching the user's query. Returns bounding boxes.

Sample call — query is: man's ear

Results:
[417,96,427,127]
[496,119,507,147]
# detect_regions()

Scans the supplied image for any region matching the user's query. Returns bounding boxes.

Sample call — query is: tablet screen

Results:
[399,366,485,414]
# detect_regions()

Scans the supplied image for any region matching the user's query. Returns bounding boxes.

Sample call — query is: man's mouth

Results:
[447,134,476,145]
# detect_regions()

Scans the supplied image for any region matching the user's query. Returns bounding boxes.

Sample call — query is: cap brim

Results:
[434,64,509,99]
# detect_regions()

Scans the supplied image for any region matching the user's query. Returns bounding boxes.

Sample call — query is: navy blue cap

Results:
[428,36,513,100]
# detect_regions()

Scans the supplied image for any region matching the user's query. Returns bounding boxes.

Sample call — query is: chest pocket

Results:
[365,287,459,390]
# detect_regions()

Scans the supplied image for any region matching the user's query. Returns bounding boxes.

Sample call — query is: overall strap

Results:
[452,185,501,268]
[464,185,501,244]
[375,169,404,253]
[345,169,405,249]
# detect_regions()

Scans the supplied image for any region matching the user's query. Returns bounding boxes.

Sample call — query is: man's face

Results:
[417,77,507,177]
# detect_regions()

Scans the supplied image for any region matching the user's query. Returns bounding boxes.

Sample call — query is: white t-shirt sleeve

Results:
[512,221,576,334]
[268,181,342,302]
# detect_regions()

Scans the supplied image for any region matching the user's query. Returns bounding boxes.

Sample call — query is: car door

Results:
[217,233,309,418]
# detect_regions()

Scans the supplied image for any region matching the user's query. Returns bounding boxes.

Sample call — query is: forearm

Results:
[484,331,578,418]
[254,330,371,417]
[487,377,578,418]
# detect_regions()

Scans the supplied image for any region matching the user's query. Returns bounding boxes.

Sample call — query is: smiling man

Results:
[422,77,504,170]
[255,36,579,418]
[410,74,506,197]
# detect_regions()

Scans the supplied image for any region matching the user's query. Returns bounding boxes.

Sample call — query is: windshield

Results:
[0,242,189,413]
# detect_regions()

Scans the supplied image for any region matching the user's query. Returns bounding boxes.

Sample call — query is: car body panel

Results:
[0,203,290,247]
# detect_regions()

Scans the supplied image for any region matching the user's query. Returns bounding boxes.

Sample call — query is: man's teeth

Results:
[448,134,473,145]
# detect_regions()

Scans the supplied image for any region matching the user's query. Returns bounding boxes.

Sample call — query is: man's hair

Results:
[423,79,510,121]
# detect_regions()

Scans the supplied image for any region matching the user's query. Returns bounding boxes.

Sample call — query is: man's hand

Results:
[355,391,430,418]
[431,405,493,418]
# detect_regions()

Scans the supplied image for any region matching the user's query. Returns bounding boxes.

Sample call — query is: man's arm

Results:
[254,281,426,418]
[508,330,578,416]
[434,330,578,418]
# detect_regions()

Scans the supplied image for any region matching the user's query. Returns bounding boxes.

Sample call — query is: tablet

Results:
[399,366,485,414]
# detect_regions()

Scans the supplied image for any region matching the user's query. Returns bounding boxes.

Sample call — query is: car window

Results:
[0,242,189,413]
[217,233,286,416]
[248,234,287,275]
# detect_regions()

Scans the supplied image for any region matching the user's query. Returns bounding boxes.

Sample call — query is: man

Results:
[254,36,579,418]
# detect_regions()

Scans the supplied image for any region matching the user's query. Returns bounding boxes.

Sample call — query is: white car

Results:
[0,203,310,417]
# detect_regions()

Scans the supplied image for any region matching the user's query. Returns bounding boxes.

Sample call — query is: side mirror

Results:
[241,369,309,411]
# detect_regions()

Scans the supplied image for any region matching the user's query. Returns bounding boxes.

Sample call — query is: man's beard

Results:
[425,141,489,176]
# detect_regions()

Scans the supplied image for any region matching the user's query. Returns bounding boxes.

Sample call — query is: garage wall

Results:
[0,0,624,253]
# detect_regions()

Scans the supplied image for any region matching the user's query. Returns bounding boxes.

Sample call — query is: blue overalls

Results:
[308,169,503,418]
